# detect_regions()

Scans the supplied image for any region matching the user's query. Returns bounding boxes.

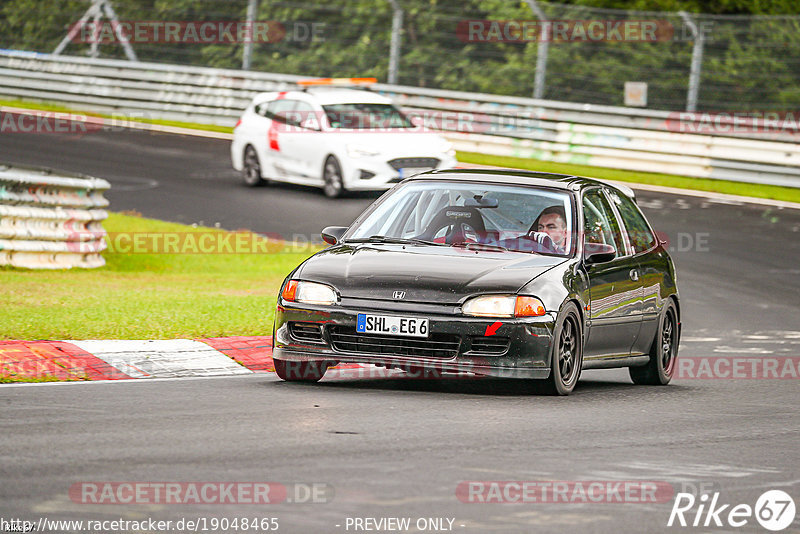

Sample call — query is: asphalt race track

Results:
[1,124,799,533]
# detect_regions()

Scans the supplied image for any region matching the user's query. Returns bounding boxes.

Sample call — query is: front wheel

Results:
[273,359,327,382]
[323,156,346,198]
[541,303,583,395]
[630,301,678,385]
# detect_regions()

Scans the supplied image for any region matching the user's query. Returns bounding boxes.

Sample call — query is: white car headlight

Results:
[440,141,456,157]
[346,144,381,158]
[281,280,338,305]
[462,295,546,318]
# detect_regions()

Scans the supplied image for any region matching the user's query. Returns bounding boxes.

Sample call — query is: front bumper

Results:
[341,154,458,191]
[273,299,556,379]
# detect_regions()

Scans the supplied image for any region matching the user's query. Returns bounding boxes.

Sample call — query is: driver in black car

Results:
[531,205,569,253]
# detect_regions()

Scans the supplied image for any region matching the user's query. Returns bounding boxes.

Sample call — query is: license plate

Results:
[356,313,429,338]
[399,167,432,178]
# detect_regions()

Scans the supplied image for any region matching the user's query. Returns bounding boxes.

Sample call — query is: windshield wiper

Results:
[346,235,442,246]
[451,242,508,252]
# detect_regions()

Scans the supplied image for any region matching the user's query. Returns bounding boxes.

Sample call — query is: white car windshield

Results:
[346,181,575,256]
[323,103,414,130]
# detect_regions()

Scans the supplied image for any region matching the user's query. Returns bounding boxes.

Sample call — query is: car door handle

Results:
[629,269,639,282]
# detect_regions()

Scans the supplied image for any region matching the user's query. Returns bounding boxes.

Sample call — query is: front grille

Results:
[387,157,440,171]
[328,326,460,359]
[289,322,324,343]
[469,336,510,355]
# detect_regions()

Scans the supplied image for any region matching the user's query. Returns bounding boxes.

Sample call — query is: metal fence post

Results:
[54,0,137,61]
[100,0,138,61]
[526,0,549,100]
[89,7,101,58]
[54,0,102,56]
[679,11,705,112]
[387,0,403,85]
[242,0,259,70]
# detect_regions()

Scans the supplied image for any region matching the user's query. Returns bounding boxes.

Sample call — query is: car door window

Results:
[263,99,298,124]
[583,189,624,258]
[291,101,320,130]
[607,190,656,254]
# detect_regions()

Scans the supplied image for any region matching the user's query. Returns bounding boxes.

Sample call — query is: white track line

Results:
[0,373,265,388]
[69,339,252,378]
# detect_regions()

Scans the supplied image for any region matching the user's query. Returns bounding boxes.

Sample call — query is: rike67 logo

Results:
[668,490,796,531]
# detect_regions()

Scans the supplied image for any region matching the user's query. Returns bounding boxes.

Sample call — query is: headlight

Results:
[281,280,338,305]
[441,141,456,158]
[462,295,546,318]
[346,144,381,158]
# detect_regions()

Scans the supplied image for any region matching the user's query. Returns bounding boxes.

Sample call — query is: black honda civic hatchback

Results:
[272,170,680,394]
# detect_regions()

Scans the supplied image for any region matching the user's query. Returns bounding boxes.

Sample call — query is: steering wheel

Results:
[499,232,561,254]
[417,206,487,244]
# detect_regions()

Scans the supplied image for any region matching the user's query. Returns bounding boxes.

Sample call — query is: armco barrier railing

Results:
[1,49,799,188]
[0,163,109,269]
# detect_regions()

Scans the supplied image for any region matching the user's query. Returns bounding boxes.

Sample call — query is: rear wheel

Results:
[541,303,583,395]
[273,359,327,382]
[323,156,346,198]
[630,301,678,385]
[242,145,267,187]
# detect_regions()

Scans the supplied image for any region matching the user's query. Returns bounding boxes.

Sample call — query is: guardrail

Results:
[0,163,109,269]
[1,49,799,188]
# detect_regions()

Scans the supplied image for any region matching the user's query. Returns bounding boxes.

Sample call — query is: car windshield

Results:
[346,181,575,256]
[323,103,414,130]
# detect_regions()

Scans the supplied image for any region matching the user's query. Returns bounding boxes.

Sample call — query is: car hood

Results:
[295,243,567,303]
[330,131,450,155]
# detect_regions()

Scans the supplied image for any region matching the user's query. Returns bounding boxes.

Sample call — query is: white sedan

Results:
[231,82,458,197]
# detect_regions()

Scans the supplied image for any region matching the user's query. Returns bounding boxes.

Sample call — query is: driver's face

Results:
[537,213,567,247]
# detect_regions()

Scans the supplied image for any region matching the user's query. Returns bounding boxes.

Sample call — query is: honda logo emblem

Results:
[393,291,406,299]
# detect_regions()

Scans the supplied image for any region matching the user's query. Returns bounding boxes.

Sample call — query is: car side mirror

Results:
[584,243,616,264]
[321,226,348,245]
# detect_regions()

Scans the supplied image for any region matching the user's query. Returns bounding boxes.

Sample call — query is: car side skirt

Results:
[582,354,651,369]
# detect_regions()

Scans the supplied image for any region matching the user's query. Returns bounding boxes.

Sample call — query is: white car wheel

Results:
[323,156,346,198]
[242,146,267,187]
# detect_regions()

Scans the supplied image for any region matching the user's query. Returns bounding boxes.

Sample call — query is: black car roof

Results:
[409,169,636,199]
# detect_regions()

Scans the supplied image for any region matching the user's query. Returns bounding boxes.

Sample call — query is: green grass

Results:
[0,212,319,340]
[457,151,800,204]
[0,98,234,134]
[0,375,75,384]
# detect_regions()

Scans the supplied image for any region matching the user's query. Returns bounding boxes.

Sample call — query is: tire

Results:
[323,156,346,198]
[273,358,327,382]
[629,300,678,385]
[541,303,583,395]
[242,145,267,187]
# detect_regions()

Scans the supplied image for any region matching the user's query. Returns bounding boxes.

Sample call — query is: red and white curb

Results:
[0,336,275,382]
